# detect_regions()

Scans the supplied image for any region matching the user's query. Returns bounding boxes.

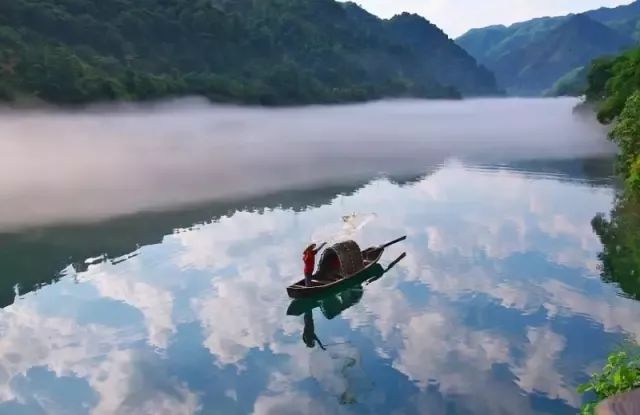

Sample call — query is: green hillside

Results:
[585,46,640,193]
[459,17,561,68]
[457,1,640,96]
[0,0,499,106]
[495,14,632,95]
[543,66,588,97]
[384,12,498,96]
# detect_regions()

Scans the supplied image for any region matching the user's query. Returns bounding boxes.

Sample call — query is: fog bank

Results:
[0,98,614,230]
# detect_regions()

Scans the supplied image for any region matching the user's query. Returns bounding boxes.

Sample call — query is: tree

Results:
[0,0,497,105]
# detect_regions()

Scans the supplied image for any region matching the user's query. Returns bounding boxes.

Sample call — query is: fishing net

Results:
[340,212,377,240]
[312,212,377,246]
[309,341,373,405]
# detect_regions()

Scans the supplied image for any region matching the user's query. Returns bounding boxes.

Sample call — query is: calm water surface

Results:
[1,158,638,415]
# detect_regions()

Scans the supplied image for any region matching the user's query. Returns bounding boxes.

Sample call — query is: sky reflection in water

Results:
[0,160,638,415]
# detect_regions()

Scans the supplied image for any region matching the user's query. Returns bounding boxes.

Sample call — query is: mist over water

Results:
[0,97,613,230]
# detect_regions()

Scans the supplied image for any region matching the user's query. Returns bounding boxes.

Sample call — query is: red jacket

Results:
[303,250,315,275]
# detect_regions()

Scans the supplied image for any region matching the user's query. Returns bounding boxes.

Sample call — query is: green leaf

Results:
[613,370,623,386]
[577,383,591,394]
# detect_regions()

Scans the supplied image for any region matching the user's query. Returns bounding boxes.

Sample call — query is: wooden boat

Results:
[287,252,406,317]
[286,236,406,299]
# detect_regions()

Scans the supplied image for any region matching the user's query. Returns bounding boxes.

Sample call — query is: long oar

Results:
[366,252,407,285]
[378,235,407,250]
[386,252,407,272]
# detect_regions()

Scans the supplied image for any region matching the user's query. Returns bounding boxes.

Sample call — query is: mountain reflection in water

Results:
[1,157,638,415]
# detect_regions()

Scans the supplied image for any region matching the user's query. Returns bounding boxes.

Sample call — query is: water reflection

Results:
[288,254,407,320]
[592,197,640,301]
[0,181,373,308]
[1,158,639,415]
[0,157,613,308]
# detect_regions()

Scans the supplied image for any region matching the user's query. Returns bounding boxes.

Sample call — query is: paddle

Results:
[378,235,407,250]
[386,252,407,272]
[366,252,406,285]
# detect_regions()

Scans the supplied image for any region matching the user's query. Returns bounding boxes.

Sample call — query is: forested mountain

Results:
[493,14,632,95]
[457,1,640,96]
[588,0,640,31]
[0,0,499,106]
[340,5,500,96]
[544,66,589,97]
[384,13,498,96]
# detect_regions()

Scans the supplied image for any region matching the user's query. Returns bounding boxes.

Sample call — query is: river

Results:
[0,98,638,415]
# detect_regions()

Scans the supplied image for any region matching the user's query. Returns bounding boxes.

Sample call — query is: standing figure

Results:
[303,242,326,287]
[303,310,326,350]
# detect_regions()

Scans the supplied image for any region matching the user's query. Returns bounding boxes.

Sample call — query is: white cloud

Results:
[86,349,200,415]
[542,280,640,342]
[171,163,630,413]
[79,266,176,350]
[387,306,540,414]
[1,161,636,414]
[193,264,289,367]
[393,311,510,387]
[253,392,342,415]
[0,300,199,415]
[514,327,579,406]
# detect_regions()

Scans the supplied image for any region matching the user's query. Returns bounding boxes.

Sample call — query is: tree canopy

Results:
[585,47,640,195]
[0,0,500,105]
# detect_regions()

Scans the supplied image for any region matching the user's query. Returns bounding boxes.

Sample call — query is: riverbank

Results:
[0,77,464,108]
[582,48,640,197]
[574,46,640,415]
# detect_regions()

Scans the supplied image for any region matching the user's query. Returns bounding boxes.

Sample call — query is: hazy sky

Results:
[348,0,633,37]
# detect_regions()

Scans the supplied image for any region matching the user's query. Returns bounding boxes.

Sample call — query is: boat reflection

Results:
[288,252,406,322]
[291,253,407,404]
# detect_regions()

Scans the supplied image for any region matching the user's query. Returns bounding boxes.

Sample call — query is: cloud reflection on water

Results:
[0,162,638,414]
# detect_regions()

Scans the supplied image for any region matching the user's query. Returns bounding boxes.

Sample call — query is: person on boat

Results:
[303,242,326,287]
[303,310,326,350]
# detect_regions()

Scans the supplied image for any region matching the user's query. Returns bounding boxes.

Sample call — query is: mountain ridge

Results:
[457,1,640,95]
[385,12,499,95]
[458,1,640,40]
[0,0,499,105]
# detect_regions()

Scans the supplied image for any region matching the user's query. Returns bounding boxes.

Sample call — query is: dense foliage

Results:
[592,198,640,301]
[543,66,588,97]
[457,1,640,96]
[578,350,640,414]
[0,0,499,105]
[585,47,640,194]
[579,42,640,415]
[383,13,497,96]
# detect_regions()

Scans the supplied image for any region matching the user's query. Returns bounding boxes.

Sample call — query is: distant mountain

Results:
[0,0,499,106]
[385,13,499,95]
[544,66,589,97]
[341,5,500,96]
[459,17,561,69]
[587,0,640,26]
[457,1,640,95]
[494,14,633,95]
